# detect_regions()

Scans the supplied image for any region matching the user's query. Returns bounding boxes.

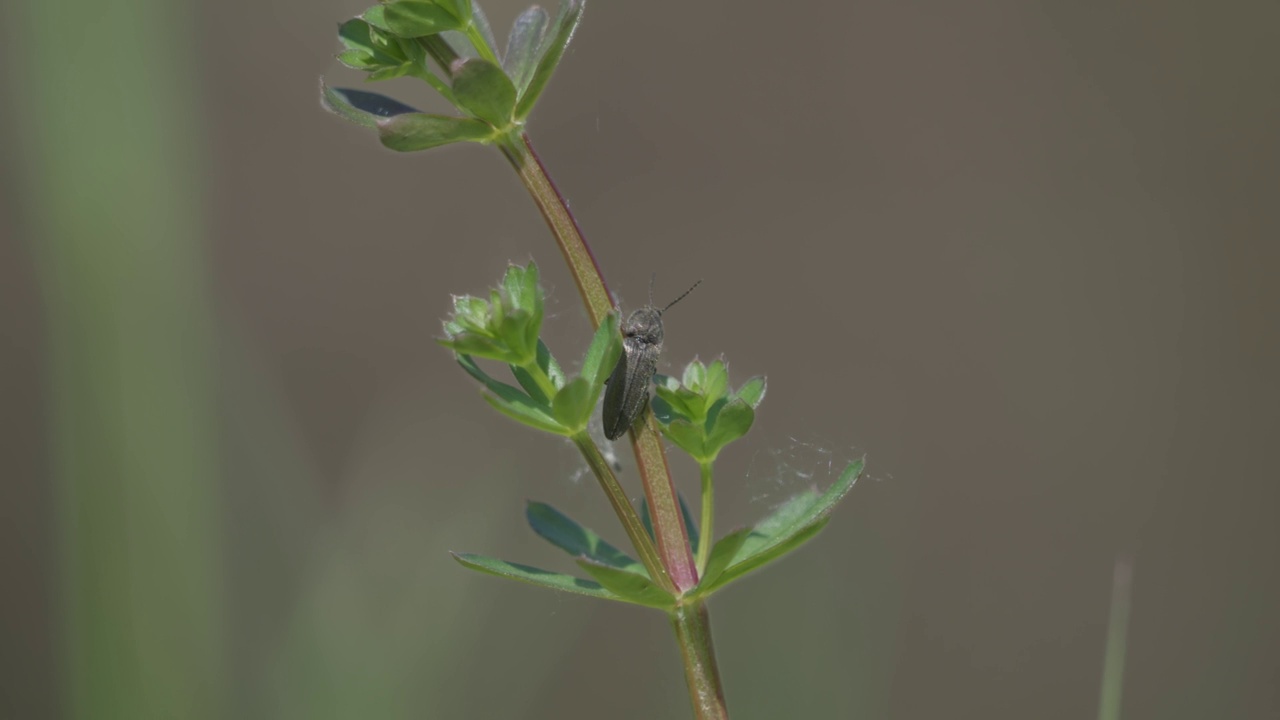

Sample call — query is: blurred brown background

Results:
[2,0,1278,718]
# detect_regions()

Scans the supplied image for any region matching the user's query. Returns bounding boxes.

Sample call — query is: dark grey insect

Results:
[602,278,702,440]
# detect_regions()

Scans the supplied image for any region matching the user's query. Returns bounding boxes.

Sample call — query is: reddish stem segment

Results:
[501,134,613,327]
[631,414,698,590]
[499,133,699,591]
[498,131,723,719]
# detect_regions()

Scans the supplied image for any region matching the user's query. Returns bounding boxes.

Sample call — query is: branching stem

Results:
[497,131,726,719]
[571,433,675,594]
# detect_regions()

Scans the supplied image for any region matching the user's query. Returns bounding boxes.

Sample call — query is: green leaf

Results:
[504,5,550,96]
[338,18,404,65]
[525,502,642,573]
[682,360,706,391]
[735,376,767,408]
[696,459,864,594]
[640,498,652,541]
[455,354,523,401]
[576,560,675,609]
[468,1,498,58]
[362,5,391,31]
[320,83,421,129]
[366,63,417,82]
[514,0,584,119]
[452,553,616,600]
[452,294,489,325]
[480,393,565,434]
[701,360,730,410]
[503,261,539,313]
[653,362,765,461]
[376,112,494,151]
[754,458,862,543]
[704,400,755,457]
[451,58,517,126]
[660,418,708,461]
[698,519,832,594]
[440,331,506,360]
[580,314,622,390]
[496,262,543,357]
[510,364,551,404]
[456,354,565,434]
[336,50,378,71]
[696,527,752,591]
[681,493,701,551]
[436,0,472,25]
[442,311,532,362]
[650,393,677,425]
[539,339,566,389]
[395,35,429,65]
[382,1,465,37]
[442,263,542,364]
[653,383,702,422]
[551,377,593,431]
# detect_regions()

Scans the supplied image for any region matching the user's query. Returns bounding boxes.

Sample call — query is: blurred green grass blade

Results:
[1098,557,1133,720]
[12,0,226,716]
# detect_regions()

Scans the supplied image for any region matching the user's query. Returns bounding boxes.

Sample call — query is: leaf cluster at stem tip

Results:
[441,261,621,437]
[653,360,766,464]
[321,0,585,151]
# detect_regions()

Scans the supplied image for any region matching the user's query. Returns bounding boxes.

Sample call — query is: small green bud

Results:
[440,262,543,366]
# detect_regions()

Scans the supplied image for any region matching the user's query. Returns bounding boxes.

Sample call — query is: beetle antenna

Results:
[662,279,703,314]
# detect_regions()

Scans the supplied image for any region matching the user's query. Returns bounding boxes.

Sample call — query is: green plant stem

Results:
[572,434,675,595]
[498,133,613,327]
[420,35,461,75]
[408,65,456,104]
[464,22,500,65]
[631,413,699,590]
[518,359,561,402]
[695,461,715,575]
[498,132,699,592]
[499,131,726,717]
[671,601,730,720]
